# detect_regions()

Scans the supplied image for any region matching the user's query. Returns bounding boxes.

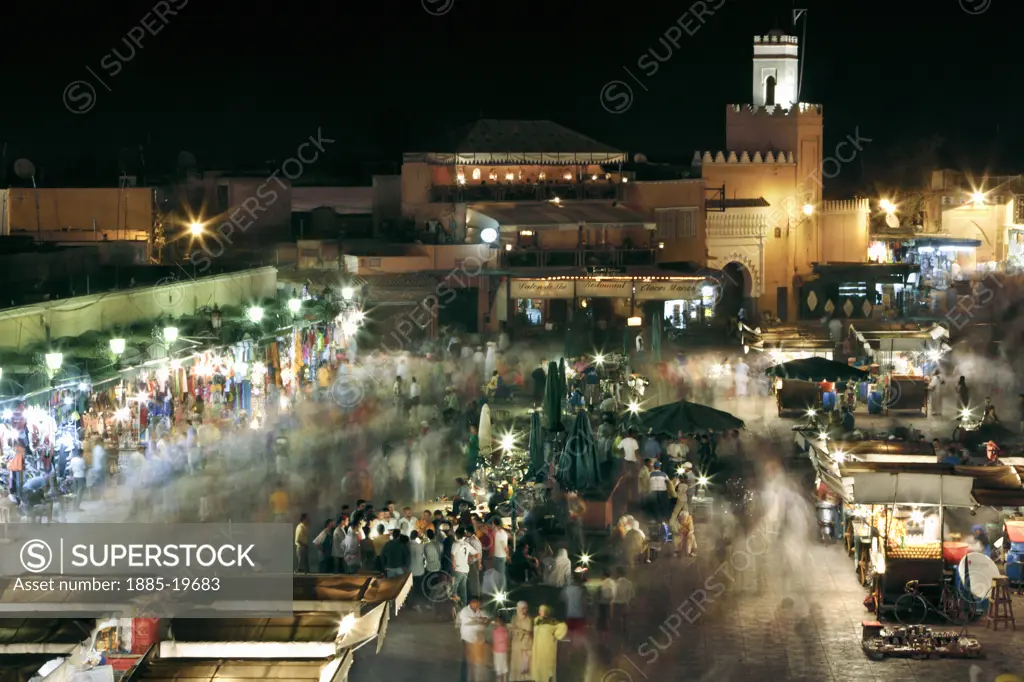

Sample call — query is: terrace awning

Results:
[404,119,627,165]
[468,202,654,230]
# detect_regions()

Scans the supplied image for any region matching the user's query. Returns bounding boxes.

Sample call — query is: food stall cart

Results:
[767,357,869,418]
[848,472,976,615]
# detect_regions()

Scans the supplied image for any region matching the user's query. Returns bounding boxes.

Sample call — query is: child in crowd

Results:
[491,617,509,682]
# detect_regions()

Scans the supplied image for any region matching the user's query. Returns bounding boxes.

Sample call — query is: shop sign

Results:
[510,279,573,299]
[576,279,632,298]
[634,280,704,300]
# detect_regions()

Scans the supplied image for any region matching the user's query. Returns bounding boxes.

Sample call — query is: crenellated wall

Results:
[819,199,870,263]
[821,199,870,214]
[694,150,795,165]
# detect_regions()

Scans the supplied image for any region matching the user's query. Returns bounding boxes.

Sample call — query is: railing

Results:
[502,248,655,268]
[430,182,622,203]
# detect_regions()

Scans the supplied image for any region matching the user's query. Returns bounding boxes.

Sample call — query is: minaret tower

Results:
[752,30,799,109]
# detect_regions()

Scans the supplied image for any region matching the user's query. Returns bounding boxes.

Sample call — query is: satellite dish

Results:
[958,552,1000,600]
[176,151,197,170]
[885,213,900,229]
[634,153,648,164]
[13,158,35,180]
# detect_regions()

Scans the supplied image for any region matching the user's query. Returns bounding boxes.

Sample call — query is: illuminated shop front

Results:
[800,263,919,321]
[507,275,710,330]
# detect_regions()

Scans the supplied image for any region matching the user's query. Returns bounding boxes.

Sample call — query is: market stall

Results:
[849,472,976,613]
[766,357,868,417]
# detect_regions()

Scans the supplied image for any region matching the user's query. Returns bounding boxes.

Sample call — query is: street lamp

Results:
[341,286,355,301]
[287,298,302,314]
[802,203,814,216]
[971,191,985,206]
[163,326,179,343]
[109,338,126,355]
[45,352,63,372]
[879,199,896,215]
[247,306,264,323]
[189,222,204,236]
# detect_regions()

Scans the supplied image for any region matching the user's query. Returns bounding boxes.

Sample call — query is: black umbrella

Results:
[635,399,745,437]
[765,357,868,383]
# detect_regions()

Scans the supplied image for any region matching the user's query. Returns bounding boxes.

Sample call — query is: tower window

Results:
[765,76,777,106]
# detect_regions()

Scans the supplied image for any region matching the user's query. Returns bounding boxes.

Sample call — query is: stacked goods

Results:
[887,543,942,560]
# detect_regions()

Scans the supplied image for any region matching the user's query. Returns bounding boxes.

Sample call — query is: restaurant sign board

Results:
[510,279,573,299]
[634,280,705,300]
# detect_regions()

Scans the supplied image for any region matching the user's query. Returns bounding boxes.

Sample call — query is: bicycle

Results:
[892,579,973,627]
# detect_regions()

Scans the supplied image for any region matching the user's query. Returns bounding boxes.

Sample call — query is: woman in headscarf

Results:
[545,548,572,588]
[509,601,534,682]
[531,605,568,682]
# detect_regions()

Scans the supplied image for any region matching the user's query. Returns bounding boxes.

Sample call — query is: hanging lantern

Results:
[211,305,222,331]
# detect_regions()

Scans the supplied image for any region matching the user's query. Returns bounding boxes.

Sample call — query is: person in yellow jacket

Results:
[671,508,696,557]
[531,605,568,682]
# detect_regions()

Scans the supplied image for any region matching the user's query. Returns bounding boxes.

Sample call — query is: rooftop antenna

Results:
[14,158,41,241]
[793,8,808,102]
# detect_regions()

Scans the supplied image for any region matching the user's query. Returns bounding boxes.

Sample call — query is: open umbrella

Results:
[479,403,493,456]
[528,409,544,476]
[765,357,868,383]
[636,399,745,437]
[543,361,563,432]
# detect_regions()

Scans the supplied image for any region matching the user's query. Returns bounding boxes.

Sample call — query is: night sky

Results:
[5,0,1021,193]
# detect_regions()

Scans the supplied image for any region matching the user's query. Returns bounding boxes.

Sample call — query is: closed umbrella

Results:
[569,411,601,490]
[558,357,567,401]
[528,409,544,476]
[544,361,563,432]
[651,314,662,364]
[479,403,493,458]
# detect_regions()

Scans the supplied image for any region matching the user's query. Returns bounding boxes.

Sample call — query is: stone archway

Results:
[720,261,752,319]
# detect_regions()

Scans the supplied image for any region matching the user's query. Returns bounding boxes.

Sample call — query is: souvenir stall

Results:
[0,404,60,498]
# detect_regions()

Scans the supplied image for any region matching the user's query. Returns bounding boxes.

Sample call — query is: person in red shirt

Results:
[490,617,510,682]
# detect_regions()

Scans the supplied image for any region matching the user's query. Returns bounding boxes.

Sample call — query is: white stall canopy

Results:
[851,473,975,507]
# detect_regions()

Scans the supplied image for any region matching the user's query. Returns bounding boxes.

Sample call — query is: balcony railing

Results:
[502,248,655,269]
[430,182,622,203]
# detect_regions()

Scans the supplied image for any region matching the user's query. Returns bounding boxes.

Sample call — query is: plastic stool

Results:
[986,576,1016,631]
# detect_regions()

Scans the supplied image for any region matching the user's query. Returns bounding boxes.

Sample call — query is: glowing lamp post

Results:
[341,287,355,301]
[287,298,302,314]
[189,222,204,236]
[109,338,126,355]
[247,306,264,324]
[45,353,63,372]
[163,326,179,343]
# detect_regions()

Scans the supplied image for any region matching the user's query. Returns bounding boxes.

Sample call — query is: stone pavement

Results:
[353,518,1024,682]
[610,523,1024,682]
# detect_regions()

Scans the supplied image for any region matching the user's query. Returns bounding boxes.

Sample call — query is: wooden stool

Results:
[986,576,1016,631]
